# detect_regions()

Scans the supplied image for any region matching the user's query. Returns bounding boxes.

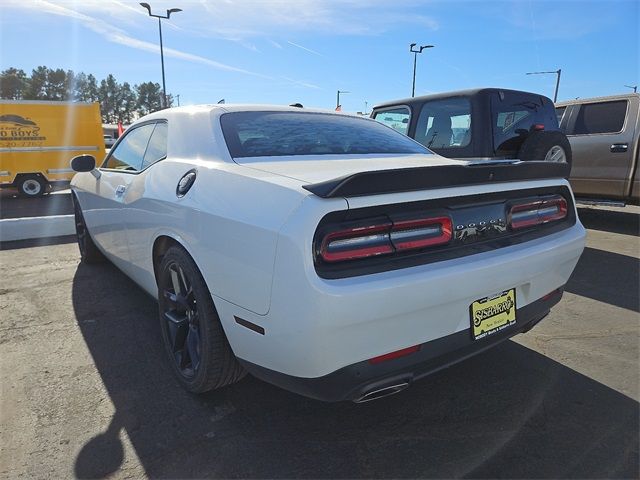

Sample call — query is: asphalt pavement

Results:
[0,204,638,479]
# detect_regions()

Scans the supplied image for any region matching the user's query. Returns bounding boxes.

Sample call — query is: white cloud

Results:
[287,41,325,58]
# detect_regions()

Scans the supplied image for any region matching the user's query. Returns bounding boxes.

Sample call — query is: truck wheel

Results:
[518,131,572,167]
[17,175,47,198]
[158,246,246,393]
[73,197,105,263]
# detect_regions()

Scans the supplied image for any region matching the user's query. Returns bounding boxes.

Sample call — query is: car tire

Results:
[518,131,572,169]
[73,196,105,264]
[17,175,47,198]
[158,246,246,393]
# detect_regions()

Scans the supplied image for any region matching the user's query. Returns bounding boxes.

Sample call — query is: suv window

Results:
[555,106,566,126]
[104,123,155,171]
[372,107,411,134]
[413,97,472,149]
[572,100,627,135]
[491,91,558,155]
[142,122,168,169]
[221,111,428,158]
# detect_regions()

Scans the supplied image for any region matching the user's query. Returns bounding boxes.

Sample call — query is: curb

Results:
[0,215,75,242]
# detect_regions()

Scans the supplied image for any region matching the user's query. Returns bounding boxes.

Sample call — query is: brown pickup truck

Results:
[556,93,640,204]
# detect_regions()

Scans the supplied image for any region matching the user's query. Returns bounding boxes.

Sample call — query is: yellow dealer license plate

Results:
[470,289,516,340]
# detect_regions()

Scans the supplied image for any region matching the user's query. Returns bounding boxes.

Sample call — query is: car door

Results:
[121,121,169,290]
[564,98,637,198]
[86,122,156,267]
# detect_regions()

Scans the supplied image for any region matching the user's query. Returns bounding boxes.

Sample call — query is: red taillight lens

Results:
[509,195,568,230]
[391,216,452,251]
[320,222,393,262]
[319,215,452,263]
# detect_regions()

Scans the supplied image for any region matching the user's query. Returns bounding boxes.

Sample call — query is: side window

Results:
[414,97,472,149]
[555,106,566,127]
[142,122,168,169]
[103,123,155,171]
[372,107,411,135]
[572,101,627,135]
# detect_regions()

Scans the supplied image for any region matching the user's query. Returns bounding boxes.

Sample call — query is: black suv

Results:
[371,88,572,167]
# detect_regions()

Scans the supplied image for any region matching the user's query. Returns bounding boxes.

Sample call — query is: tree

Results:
[135,81,164,116]
[0,68,28,99]
[71,72,99,102]
[24,66,49,99]
[117,82,137,123]
[98,74,120,123]
[43,68,68,100]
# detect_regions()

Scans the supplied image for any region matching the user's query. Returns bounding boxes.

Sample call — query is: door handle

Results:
[115,185,127,196]
[610,143,628,153]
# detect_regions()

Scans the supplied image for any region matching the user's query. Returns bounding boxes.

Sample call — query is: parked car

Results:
[556,93,640,204]
[0,100,105,197]
[103,134,115,148]
[70,105,585,402]
[371,88,572,167]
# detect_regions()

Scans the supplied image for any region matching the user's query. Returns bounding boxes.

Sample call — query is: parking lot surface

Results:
[0,203,638,479]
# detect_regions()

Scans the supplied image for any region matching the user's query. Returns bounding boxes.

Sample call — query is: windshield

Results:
[220,111,430,159]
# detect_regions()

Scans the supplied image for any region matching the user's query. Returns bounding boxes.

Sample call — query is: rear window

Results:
[491,91,558,155]
[220,111,429,159]
[572,100,627,135]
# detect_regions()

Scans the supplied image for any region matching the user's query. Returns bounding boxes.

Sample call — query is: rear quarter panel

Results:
[124,159,309,315]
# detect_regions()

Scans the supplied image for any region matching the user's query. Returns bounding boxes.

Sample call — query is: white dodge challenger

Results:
[70,105,586,402]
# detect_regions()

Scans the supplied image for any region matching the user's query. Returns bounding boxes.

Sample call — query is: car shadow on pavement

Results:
[71,262,639,479]
[565,247,640,313]
[577,207,639,237]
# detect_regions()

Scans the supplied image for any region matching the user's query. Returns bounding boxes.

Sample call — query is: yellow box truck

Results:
[0,100,105,197]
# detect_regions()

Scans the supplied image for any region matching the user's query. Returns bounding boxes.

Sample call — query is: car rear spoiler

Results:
[302,161,570,198]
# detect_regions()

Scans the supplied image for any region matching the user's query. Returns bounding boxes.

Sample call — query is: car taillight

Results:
[320,222,394,262]
[390,216,452,250]
[508,195,568,230]
[319,216,452,263]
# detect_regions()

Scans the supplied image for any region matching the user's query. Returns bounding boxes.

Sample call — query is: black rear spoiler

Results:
[302,161,570,198]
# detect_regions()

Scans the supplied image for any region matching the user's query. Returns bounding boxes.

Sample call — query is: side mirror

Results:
[71,154,96,172]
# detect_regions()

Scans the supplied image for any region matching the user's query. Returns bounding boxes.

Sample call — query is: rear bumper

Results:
[239,289,562,402]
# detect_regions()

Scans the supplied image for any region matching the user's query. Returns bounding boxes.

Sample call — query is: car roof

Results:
[373,88,553,110]
[139,104,353,123]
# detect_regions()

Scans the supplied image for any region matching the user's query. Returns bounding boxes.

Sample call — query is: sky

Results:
[0,0,638,113]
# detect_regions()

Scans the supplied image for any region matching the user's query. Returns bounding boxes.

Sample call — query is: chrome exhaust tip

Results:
[353,382,410,403]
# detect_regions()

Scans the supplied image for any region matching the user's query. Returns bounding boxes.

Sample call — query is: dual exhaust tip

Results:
[353,381,410,403]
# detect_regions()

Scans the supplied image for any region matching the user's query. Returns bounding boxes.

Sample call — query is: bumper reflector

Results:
[368,345,421,364]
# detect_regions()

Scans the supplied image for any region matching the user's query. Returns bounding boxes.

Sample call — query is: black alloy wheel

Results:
[158,246,245,393]
[161,260,202,379]
[73,197,104,263]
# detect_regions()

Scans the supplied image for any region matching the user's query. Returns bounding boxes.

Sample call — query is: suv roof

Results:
[373,88,553,110]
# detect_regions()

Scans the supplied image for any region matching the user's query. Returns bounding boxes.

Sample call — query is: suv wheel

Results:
[518,131,572,168]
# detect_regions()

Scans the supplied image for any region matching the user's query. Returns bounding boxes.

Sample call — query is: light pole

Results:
[624,84,638,93]
[410,43,434,98]
[336,90,350,110]
[140,3,182,109]
[526,69,562,102]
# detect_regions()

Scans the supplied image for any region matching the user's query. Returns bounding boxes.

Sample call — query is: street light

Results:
[140,3,182,108]
[526,69,562,102]
[410,43,434,98]
[624,84,638,93]
[336,90,350,110]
